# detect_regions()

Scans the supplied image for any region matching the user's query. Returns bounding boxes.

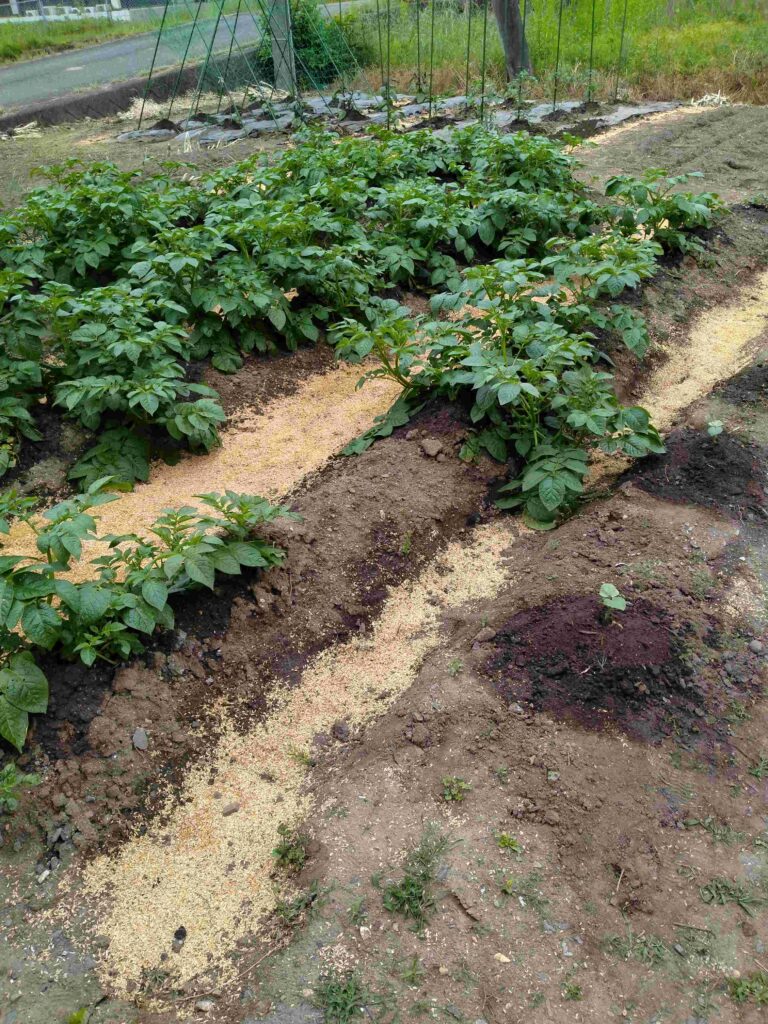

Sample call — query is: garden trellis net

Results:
[139,0,760,130]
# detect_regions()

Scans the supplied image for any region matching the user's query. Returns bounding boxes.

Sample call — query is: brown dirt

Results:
[575,105,768,204]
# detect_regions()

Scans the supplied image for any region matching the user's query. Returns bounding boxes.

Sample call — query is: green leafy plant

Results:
[599,583,627,612]
[699,877,765,916]
[605,169,723,254]
[728,971,768,1005]
[272,823,309,872]
[314,969,371,1024]
[0,760,40,813]
[707,420,724,437]
[441,775,471,802]
[496,832,522,855]
[563,981,583,1001]
[0,483,291,749]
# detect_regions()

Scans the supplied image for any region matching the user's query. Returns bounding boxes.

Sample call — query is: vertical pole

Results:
[464,0,473,102]
[167,0,203,123]
[415,0,422,94]
[479,0,489,121]
[516,0,528,120]
[613,0,629,102]
[385,0,391,125]
[427,0,436,117]
[375,0,385,94]
[139,0,171,128]
[217,0,244,112]
[192,0,227,116]
[552,0,565,113]
[269,0,297,95]
[586,0,596,104]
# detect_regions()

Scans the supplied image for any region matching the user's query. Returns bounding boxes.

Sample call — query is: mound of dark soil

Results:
[715,360,768,406]
[630,428,767,521]
[485,596,704,742]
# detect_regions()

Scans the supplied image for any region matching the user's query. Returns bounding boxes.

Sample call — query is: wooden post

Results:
[269,0,298,96]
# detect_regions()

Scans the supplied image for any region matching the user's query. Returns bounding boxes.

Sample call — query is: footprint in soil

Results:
[484,596,706,743]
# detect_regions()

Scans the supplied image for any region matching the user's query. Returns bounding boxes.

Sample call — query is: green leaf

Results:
[184,555,216,589]
[212,549,242,575]
[538,475,566,512]
[141,579,169,611]
[21,603,62,649]
[1,653,48,713]
[123,605,156,634]
[0,697,28,752]
[226,541,270,568]
[77,584,113,625]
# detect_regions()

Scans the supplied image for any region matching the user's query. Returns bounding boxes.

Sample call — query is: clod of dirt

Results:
[485,596,702,742]
[630,428,767,521]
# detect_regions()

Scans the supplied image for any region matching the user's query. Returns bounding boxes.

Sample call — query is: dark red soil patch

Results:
[629,428,768,522]
[485,596,704,743]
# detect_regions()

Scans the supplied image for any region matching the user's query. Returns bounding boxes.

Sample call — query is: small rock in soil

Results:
[749,639,764,654]
[132,727,149,751]
[420,438,443,458]
[196,999,216,1013]
[473,627,497,644]
[221,802,241,817]
[331,720,351,742]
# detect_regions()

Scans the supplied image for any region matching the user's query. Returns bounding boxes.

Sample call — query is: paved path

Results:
[0,3,368,110]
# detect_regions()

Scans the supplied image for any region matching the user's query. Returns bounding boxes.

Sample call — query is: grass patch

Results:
[728,971,768,1005]
[699,876,766,916]
[343,0,768,103]
[382,824,451,928]
[603,928,668,966]
[314,969,371,1023]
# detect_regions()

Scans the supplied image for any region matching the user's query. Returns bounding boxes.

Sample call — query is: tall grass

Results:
[341,0,768,103]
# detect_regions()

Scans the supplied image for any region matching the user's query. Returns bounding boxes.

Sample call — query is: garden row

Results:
[0,124,721,754]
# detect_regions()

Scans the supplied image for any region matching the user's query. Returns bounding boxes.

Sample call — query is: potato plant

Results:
[0,483,292,751]
[0,127,719,489]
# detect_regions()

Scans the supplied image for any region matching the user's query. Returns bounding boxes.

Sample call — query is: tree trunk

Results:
[491,0,531,79]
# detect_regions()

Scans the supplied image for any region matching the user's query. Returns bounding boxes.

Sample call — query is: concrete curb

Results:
[0,62,200,132]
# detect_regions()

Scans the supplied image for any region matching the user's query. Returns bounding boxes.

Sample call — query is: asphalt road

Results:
[0,3,368,110]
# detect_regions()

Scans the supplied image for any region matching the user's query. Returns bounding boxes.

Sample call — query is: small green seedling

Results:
[496,832,522,855]
[347,896,367,926]
[563,981,583,1001]
[272,823,309,872]
[0,762,40,815]
[749,755,768,779]
[442,776,471,802]
[447,658,463,677]
[599,583,627,612]
[707,420,724,437]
